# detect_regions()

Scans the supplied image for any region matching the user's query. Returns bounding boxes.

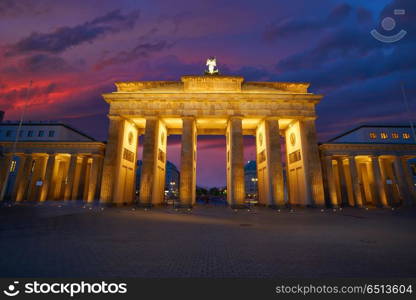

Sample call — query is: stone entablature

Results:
[107,99,318,120]
[113,75,312,94]
[0,141,105,155]
[320,143,416,157]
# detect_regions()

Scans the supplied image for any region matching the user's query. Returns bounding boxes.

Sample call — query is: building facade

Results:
[100,75,325,208]
[320,125,416,208]
[1,75,415,209]
[0,122,105,202]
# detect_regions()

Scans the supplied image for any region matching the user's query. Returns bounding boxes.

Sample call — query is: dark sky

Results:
[0,0,415,187]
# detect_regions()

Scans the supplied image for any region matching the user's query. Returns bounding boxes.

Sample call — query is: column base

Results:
[375,203,390,209]
[267,204,288,210]
[137,202,153,208]
[230,204,248,209]
[175,203,193,209]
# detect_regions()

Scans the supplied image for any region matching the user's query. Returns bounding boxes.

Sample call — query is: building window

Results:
[403,132,411,139]
[28,130,34,137]
[19,130,24,137]
[411,164,416,176]
[10,160,17,173]
[48,130,55,137]
[380,132,388,139]
[6,130,12,137]
[369,132,377,139]
[38,130,44,137]
[391,132,399,139]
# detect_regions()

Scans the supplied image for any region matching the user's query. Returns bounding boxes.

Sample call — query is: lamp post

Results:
[169,181,176,207]
[251,177,258,205]
[0,80,32,203]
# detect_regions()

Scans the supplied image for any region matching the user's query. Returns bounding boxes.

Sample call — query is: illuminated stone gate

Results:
[100,75,325,207]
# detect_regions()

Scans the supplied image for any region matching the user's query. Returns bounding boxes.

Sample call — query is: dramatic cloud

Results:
[0,82,58,110]
[6,9,140,55]
[0,0,50,17]
[263,3,353,42]
[17,54,73,74]
[94,39,174,70]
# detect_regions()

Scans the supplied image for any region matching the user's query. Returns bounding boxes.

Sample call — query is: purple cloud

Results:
[6,9,140,55]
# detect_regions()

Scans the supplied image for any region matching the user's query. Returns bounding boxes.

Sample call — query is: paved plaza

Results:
[0,202,415,278]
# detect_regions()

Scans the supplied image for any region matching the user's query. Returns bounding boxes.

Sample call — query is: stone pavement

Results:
[0,201,415,278]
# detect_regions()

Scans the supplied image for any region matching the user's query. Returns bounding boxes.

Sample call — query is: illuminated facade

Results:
[2,77,415,209]
[0,122,104,202]
[100,75,325,208]
[320,125,416,208]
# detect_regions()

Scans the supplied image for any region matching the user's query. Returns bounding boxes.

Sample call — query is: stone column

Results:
[40,154,57,202]
[226,117,245,207]
[324,156,338,208]
[255,119,284,207]
[370,155,388,207]
[139,118,167,206]
[100,116,122,204]
[0,154,13,199]
[393,156,412,206]
[26,156,43,201]
[336,157,351,206]
[15,154,34,202]
[299,119,325,206]
[401,157,416,203]
[87,155,102,203]
[72,156,88,200]
[179,117,197,207]
[348,156,363,207]
[64,154,78,201]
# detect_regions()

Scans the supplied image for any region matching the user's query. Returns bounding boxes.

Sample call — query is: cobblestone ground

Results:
[0,201,415,278]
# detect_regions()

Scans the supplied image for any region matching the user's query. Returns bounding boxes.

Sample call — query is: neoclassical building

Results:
[0,122,105,202]
[320,125,416,208]
[100,75,325,208]
[1,75,415,208]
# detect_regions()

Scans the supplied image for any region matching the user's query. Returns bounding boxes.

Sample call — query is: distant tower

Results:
[0,111,4,123]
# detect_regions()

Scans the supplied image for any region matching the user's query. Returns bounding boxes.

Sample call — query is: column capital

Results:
[107,114,122,121]
[301,116,317,121]
[264,116,280,121]
[335,156,347,162]
[144,116,159,120]
[181,116,196,121]
[229,116,243,120]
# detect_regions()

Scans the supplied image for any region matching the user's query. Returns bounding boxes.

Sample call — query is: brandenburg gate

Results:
[100,74,325,208]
